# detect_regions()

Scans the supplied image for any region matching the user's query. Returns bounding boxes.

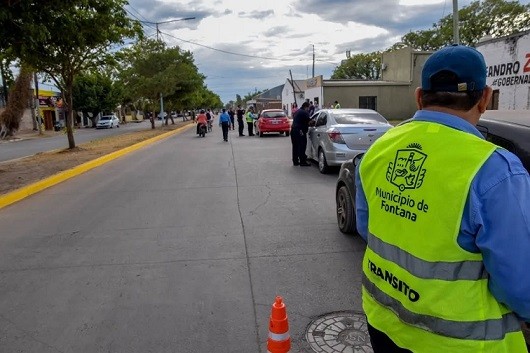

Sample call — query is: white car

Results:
[96,115,120,129]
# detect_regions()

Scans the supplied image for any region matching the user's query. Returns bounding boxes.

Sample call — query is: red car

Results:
[256,109,290,137]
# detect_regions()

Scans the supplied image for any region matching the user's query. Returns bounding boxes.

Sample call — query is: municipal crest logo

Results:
[386,143,427,192]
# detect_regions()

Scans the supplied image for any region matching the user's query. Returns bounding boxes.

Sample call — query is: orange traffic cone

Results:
[267,296,291,353]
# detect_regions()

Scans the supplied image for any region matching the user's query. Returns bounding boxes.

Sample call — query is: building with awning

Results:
[37,89,63,130]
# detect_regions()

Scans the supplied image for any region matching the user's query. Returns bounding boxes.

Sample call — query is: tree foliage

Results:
[72,71,122,127]
[0,0,142,147]
[333,0,530,79]
[331,52,381,80]
[400,0,530,50]
[117,39,221,127]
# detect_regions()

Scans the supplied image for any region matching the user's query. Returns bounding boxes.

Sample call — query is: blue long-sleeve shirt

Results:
[355,109,530,322]
[219,112,231,124]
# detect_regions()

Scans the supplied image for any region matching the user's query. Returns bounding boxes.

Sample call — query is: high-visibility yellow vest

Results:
[359,120,526,353]
[246,111,255,123]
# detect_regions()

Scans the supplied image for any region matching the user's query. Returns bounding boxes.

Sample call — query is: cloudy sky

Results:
[123,0,530,104]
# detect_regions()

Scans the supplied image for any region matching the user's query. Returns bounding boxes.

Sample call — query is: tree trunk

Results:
[0,65,32,138]
[150,110,155,129]
[65,86,75,148]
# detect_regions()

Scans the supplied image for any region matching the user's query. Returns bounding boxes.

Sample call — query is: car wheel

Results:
[259,131,263,137]
[285,131,290,137]
[110,124,113,128]
[318,149,330,174]
[336,185,355,234]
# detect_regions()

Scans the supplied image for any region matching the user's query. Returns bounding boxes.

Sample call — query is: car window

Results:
[483,133,516,153]
[100,116,111,121]
[262,111,287,118]
[333,112,388,124]
[316,113,327,127]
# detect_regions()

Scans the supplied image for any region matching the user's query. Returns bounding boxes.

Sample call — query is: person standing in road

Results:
[356,44,530,353]
[218,108,231,142]
[290,101,311,166]
[245,106,257,136]
[308,101,315,116]
[236,105,245,136]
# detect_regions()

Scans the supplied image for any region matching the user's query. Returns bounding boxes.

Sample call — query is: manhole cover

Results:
[305,311,373,353]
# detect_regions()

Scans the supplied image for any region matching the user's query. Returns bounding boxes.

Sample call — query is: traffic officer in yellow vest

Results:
[355,44,530,353]
[245,106,257,136]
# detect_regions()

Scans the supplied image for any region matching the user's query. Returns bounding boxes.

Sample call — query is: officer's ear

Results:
[415,87,423,110]
[477,86,493,114]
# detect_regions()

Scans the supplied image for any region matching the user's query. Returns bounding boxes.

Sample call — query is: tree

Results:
[0,65,32,138]
[399,0,530,50]
[72,71,122,127]
[0,0,142,148]
[331,52,381,80]
[118,39,215,128]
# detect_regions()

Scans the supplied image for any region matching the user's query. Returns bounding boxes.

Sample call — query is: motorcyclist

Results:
[196,110,208,135]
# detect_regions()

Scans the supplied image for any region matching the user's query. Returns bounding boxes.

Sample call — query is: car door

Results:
[306,112,321,159]
[312,112,328,156]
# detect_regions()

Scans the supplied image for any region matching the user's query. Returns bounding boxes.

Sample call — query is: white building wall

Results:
[281,81,295,117]
[305,87,322,109]
[477,31,530,110]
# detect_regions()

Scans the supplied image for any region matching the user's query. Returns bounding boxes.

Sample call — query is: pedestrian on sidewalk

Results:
[236,105,245,136]
[356,44,530,353]
[218,108,231,142]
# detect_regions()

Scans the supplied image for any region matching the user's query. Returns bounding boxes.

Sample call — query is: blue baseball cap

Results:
[422,44,487,92]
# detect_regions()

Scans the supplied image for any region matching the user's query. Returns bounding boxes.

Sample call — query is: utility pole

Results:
[453,0,459,44]
[141,17,196,42]
[312,44,315,78]
[289,70,297,116]
[139,17,195,125]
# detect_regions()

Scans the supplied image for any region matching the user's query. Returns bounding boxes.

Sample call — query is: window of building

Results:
[359,96,377,110]
[487,89,499,110]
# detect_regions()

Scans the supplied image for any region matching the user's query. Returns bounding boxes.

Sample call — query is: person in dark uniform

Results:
[236,105,245,136]
[290,101,311,166]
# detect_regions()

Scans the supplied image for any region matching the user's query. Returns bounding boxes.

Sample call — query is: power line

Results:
[124,4,151,23]
[159,30,339,66]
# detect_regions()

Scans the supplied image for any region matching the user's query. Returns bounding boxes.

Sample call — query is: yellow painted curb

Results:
[0,124,194,210]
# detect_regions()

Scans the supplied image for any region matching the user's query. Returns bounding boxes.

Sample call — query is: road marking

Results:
[0,124,193,210]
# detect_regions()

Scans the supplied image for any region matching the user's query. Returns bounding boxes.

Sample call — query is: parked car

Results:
[255,109,290,137]
[96,115,120,129]
[477,111,530,171]
[307,109,393,174]
[335,113,530,235]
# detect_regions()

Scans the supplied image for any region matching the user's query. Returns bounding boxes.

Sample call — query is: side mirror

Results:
[353,153,364,168]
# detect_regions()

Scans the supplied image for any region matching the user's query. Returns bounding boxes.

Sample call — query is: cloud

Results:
[126,0,529,104]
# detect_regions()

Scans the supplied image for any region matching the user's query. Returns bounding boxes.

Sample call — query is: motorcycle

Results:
[198,123,207,137]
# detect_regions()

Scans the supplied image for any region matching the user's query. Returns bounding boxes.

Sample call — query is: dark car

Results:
[336,112,530,235]
[477,111,530,171]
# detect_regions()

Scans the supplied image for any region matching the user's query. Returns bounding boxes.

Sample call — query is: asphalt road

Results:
[0,125,367,353]
[0,120,156,163]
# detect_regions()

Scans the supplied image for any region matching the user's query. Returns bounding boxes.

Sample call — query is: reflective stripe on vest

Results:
[362,275,521,340]
[367,232,488,281]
